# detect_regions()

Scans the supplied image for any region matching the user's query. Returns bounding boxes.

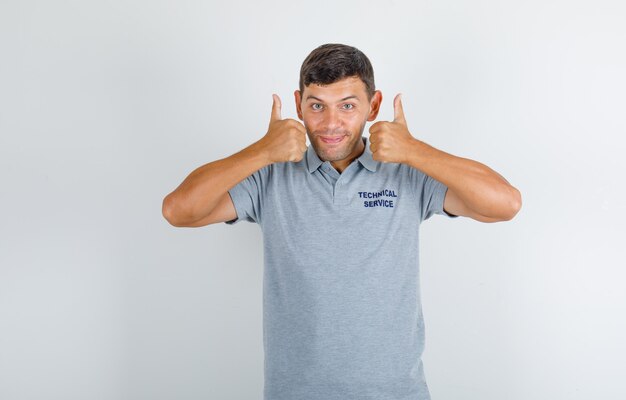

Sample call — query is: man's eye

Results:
[312,104,323,110]
[343,104,354,110]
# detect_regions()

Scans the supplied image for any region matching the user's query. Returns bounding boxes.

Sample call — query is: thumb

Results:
[393,93,406,125]
[270,94,282,122]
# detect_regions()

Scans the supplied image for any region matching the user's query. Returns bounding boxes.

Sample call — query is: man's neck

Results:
[330,137,365,174]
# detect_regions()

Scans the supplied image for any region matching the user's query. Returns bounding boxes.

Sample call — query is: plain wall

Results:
[1,0,625,399]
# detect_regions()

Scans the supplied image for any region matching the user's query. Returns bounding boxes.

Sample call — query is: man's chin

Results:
[313,147,347,162]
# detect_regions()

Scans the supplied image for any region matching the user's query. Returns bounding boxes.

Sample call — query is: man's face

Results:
[295,76,382,166]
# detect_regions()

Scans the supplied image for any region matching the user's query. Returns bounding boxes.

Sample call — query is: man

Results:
[162,43,521,400]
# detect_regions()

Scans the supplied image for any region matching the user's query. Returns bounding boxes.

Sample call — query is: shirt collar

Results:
[306,136,379,173]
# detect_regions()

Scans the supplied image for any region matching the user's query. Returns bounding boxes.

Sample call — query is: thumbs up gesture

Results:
[257,94,308,164]
[368,93,417,164]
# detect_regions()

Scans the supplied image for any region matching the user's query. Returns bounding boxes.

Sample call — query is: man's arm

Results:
[162,141,270,227]
[368,93,521,223]
[162,94,307,227]
[406,139,522,222]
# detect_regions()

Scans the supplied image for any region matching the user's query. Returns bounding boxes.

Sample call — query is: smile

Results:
[320,136,345,144]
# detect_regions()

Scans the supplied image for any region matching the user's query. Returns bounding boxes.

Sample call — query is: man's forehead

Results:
[303,77,367,102]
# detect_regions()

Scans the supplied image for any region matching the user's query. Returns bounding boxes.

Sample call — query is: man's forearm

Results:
[405,138,521,220]
[162,141,271,226]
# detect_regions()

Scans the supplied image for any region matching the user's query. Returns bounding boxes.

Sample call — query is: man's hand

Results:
[257,94,308,164]
[368,93,417,164]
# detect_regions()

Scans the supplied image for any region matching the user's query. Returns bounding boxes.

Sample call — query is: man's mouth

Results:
[320,136,345,144]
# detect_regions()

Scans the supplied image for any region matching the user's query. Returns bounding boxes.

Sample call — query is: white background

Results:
[1,1,625,399]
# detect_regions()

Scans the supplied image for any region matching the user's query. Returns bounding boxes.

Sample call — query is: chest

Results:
[259,168,419,260]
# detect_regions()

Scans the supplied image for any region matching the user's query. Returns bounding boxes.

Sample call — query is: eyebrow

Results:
[305,95,360,103]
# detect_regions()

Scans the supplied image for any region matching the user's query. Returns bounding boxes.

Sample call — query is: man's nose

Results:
[323,108,342,131]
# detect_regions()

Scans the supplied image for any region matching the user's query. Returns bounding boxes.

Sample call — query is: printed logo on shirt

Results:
[358,189,398,208]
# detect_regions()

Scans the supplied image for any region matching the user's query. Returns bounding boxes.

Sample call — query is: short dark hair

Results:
[299,43,375,101]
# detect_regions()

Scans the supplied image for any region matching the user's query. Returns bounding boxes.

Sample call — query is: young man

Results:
[162,43,521,400]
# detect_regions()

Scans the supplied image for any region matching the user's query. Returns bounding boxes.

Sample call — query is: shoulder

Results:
[376,162,417,182]
[271,156,309,176]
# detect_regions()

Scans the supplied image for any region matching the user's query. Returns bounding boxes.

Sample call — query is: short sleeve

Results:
[224,165,270,225]
[410,167,459,222]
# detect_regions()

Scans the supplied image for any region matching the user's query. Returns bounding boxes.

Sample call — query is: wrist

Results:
[246,139,273,167]
[405,138,430,169]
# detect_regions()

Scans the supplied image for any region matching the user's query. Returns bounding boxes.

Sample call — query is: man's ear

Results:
[294,90,303,120]
[367,90,383,121]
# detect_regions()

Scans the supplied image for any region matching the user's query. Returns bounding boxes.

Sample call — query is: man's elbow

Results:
[162,194,178,226]
[501,187,522,221]
[479,187,522,223]
[162,193,190,227]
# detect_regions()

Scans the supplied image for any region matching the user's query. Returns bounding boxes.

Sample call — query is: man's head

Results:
[295,43,382,170]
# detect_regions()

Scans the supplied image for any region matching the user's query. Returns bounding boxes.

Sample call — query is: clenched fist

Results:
[368,93,417,164]
[257,94,308,163]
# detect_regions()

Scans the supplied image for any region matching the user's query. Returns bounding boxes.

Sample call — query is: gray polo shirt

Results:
[226,136,458,400]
